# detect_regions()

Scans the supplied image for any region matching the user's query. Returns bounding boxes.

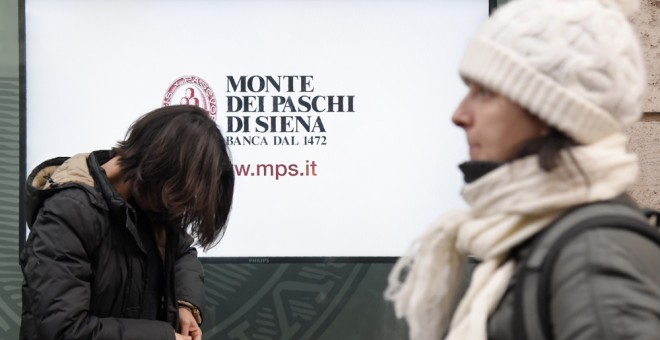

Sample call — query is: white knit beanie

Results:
[459,0,646,144]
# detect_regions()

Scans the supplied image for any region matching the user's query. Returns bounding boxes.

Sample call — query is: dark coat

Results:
[487,226,660,339]
[20,150,205,340]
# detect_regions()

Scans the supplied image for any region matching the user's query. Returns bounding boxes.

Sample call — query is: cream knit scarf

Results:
[384,133,639,340]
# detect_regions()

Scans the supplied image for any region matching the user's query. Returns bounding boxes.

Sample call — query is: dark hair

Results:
[515,127,592,188]
[113,105,234,250]
[516,128,579,172]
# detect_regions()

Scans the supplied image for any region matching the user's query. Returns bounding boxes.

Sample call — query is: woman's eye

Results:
[466,82,493,99]
[476,86,492,98]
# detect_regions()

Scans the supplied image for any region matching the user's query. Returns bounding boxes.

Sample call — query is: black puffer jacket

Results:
[20,150,205,340]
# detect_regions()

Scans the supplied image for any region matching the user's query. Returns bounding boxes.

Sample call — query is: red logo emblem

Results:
[163,76,217,120]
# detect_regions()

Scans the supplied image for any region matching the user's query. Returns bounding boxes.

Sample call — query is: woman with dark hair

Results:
[385,0,660,339]
[20,105,234,340]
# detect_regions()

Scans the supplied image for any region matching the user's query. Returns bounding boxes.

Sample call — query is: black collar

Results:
[458,161,502,184]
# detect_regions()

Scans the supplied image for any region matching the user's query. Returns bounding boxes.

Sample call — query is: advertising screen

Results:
[24,0,487,257]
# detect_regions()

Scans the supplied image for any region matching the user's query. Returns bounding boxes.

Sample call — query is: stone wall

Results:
[627,0,660,208]
[631,0,659,113]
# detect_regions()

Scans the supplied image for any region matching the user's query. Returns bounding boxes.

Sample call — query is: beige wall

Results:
[627,0,660,208]
[631,0,659,113]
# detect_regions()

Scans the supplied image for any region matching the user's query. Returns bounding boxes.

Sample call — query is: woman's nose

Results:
[452,97,472,128]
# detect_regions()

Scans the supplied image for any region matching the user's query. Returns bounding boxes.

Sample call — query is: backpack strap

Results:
[641,207,660,228]
[512,200,660,340]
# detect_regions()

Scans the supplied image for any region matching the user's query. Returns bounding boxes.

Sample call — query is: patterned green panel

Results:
[0,76,21,340]
[201,261,408,340]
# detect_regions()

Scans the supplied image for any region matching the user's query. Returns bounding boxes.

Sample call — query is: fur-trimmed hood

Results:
[24,151,117,229]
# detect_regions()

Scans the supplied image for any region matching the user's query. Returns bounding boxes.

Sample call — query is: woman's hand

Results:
[175,332,192,340]
[179,307,203,340]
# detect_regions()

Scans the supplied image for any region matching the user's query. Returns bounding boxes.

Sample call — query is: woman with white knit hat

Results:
[385,0,660,339]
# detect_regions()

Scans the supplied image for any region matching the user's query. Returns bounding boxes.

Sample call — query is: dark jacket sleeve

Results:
[550,227,660,340]
[173,230,205,320]
[20,191,175,340]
